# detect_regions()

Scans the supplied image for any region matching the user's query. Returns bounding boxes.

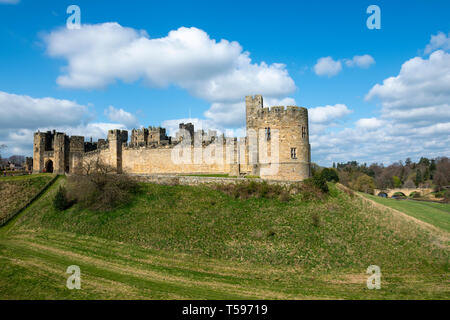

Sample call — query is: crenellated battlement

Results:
[250,105,308,127]
[33,95,311,181]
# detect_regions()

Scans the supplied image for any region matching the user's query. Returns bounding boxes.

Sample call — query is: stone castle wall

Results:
[33,95,311,181]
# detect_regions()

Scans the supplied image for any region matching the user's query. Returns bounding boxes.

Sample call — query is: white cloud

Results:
[344,54,375,68]
[424,31,450,54]
[0,123,128,158]
[0,91,90,129]
[366,50,450,111]
[311,48,450,165]
[0,0,20,4]
[45,23,295,103]
[314,54,375,77]
[0,91,129,157]
[309,104,352,124]
[105,105,139,128]
[44,22,297,135]
[313,57,342,77]
[355,117,384,129]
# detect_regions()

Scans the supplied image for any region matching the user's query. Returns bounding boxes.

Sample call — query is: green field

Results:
[0,176,448,299]
[360,193,450,232]
[0,174,53,220]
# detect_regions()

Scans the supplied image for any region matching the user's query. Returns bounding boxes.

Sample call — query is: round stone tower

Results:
[245,95,311,181]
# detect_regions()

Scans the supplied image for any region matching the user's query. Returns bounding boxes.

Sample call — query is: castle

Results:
[33,95,311,181]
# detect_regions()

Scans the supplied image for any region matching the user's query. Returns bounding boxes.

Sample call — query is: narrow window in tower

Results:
[291,148,297,159]
[302,126,307,138]
[265,127,271,140]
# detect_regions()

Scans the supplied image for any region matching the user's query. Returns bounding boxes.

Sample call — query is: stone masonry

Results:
[33,95,311,181]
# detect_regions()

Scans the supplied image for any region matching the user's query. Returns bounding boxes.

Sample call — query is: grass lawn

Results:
[0,178,448,299]
[0,174,53,220]
[360,193,450,232]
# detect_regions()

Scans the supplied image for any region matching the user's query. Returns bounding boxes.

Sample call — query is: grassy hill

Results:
[0,174,53,221]
[360,193,450,232]
[0,176,448,299]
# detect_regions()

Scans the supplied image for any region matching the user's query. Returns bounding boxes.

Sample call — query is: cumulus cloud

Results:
[355,117,384,129]
[344,54,375,68]
[0,91,128,157]
[45,23,295,103]
[0,91,90,129]
[105,105,139,128]
[311,48,450,165]
[309,104,352,124]
[313,57,342,77]
[44,22,297,134]
[366,50,450,113]
[424,31,450,55]
[314,54,375,77]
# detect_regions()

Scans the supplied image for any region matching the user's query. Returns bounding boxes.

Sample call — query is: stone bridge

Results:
[374,188,433,197]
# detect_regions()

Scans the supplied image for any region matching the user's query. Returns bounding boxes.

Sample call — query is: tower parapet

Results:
[32,95,310,181]
[244,95,311,180]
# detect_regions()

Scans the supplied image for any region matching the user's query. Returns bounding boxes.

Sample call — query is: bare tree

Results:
[67,157,138,211]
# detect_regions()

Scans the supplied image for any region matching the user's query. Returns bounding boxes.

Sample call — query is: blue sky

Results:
[0,0,449,166]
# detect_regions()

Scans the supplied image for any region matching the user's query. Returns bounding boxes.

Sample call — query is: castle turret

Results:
[33,132,46,174]
[107,129,128,173]
[244,95,311,180]
[245,95,263,131]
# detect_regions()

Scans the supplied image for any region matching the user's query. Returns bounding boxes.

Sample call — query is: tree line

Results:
[328,157,449,195]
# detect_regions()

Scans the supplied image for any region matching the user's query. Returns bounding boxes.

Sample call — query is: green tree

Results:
[405,157,412,167]
[419,157,430,166]
[352,174,375,194]
[423,167,430,181]
[392,176,402,188]
[415,169,422,187]
[320,168,339,182]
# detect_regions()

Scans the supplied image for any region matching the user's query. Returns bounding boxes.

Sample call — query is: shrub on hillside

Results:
[294,176,329,201]
[310,173,329,193]
[66,159,140,211]
[320,168,339,182]
[349,174,375,194]
[214,180,287,200]
[53,186,74,211]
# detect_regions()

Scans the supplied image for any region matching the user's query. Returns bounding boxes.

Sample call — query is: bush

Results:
[409,191,421,198]
[309,174,329,193]
[294,178,327,202]
[350,174,375,194]
[320,168,339,182]
[66,159,140,211]
[311,212,321,227]
[214,181,285,200]
[53,186,74,211]
[279,190,291,202]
